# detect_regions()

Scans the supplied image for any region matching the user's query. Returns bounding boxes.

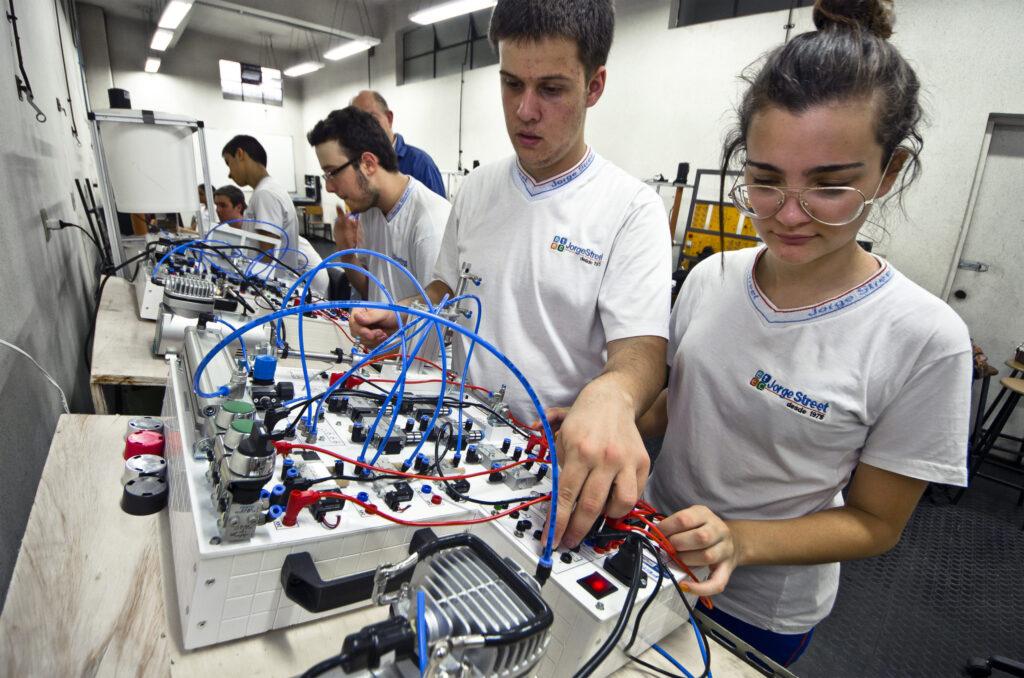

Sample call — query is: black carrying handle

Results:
[281,552,411,613]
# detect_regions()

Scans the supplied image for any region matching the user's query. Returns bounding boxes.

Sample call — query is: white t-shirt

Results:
[646,246,971,634]
[361,177,449,303]
[295,235,329,298]
[432,148,672,419]
[245,176,301,272]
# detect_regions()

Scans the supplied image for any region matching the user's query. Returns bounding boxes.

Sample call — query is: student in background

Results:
[351,90,447,199]
[221,135,300,270]
[308,107,449,302]
[221,135,327,295]
[213,185,245,224]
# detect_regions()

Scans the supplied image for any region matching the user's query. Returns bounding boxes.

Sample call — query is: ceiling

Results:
[78,0,383,53]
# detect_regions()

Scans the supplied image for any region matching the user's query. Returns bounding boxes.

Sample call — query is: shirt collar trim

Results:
[514,147,595,199]
[745,247,894,324]
[386,178,415,222]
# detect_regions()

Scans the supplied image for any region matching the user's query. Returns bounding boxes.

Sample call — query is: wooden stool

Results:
[956,376,1024,528]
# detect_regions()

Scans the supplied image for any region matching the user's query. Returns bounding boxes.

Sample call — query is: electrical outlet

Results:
[40,208,51,242]
[39,208,62,241]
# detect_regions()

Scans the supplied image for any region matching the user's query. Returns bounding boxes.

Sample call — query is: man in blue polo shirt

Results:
[351,90,446,198]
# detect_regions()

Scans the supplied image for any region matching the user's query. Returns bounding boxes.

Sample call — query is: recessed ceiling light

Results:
[410,0,497,25]
[323,39,376,61]
[158,0,193,30]
[150,28,174,51]
[283,62,325,77]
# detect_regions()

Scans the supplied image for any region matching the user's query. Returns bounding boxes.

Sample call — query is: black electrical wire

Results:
[628,654,686,678]
[430,423,538,507]
[573,534,645,678]
[182,243,288,333]
[628,537,711,678]
[623,538,666,654]
[300,652,352,678]
[625,539,691,678]
[84,243,158,369]
[58,220,102,253]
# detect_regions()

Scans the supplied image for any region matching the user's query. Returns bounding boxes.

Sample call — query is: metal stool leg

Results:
[954,392,1021,503]
[972,374,992,449]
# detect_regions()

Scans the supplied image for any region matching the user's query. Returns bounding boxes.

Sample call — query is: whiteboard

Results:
[196,128,297,194]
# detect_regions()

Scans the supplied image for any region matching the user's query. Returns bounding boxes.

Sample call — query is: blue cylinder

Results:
[267,505,284,520]
[253,354,277,383]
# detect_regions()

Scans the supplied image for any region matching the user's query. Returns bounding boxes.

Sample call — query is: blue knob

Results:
[267,505,284,520]
[283,458,294,469]
[421,484,432,494]
[356,491,369,502]
[253,355,277,382]
[259,488,270,500]
[286,467,299,479]
[271,484,286,497]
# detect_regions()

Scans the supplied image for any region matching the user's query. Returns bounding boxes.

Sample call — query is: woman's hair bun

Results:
[813,0,895,39]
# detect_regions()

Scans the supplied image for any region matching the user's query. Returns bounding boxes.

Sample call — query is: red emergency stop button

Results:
[577,571,618,600]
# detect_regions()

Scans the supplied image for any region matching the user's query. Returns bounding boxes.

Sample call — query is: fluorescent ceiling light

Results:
[410,0,497,25]
[323,38,377,61]
[283,62,324,77]
[144,57,162,73]
[150,28,174,51]
[157,0,193,30]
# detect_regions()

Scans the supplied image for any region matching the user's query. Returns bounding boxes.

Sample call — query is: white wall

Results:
[300,0,1024,296]
[86,10,309,192]
[0,0,100,607]
[882,0,1024,293]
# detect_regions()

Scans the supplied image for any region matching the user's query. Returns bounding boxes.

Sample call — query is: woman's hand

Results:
[658,505,741,596]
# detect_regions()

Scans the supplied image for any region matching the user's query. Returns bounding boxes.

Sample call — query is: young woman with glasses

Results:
[638,0,972,666]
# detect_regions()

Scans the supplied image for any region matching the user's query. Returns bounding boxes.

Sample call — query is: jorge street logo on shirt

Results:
[549,234,605,267]
[750,370,830,421]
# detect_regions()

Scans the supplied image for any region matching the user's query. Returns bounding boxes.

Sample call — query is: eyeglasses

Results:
[729,158,893,227]
[321,158,356,183]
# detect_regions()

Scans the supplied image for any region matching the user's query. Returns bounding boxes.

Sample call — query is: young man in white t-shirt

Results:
[349,0,672,548]
[307,107,449,302]
[222,135,327,295]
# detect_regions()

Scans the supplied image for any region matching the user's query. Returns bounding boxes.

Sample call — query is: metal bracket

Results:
[958,259,990,273]
[693,610,798,678]
[13,75,46,122]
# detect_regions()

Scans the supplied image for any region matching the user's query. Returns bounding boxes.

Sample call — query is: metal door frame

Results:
[941,114,1024,298]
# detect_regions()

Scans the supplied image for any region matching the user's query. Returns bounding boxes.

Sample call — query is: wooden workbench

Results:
[0,415,760,677]
[90,277,167,414]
